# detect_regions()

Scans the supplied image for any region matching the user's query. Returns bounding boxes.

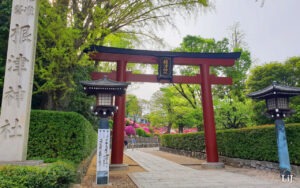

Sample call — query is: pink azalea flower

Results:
[143,127,150,133]
[125,126,136,136]
[133,123,140,128]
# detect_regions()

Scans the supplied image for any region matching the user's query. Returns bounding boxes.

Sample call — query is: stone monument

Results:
[0,0,39,161]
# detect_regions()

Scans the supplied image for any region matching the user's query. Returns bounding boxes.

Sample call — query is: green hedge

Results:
[136,128,151,137]
[0,161,76,188]
[28,110,97,163]
[160,124,300,165]
[161,132,205,151]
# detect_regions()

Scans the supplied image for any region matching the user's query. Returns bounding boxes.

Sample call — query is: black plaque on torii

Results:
[157,57,173,82]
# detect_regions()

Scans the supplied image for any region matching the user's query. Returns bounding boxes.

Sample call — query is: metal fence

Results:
[127,137,160,148]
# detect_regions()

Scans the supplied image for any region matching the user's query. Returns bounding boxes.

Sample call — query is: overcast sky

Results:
[128,0,300,100]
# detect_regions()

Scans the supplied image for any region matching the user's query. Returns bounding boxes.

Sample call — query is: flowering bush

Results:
[183,128,198,133]
[133,123,140,128]
[125,118,155,137]
[143,127,150,133]
[125,125,136,136]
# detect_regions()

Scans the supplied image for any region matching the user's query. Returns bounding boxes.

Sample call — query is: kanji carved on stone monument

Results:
[0,0,39,161]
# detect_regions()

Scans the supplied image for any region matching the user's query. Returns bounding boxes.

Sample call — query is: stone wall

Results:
[76,149,97,183]
[159,146,300,175]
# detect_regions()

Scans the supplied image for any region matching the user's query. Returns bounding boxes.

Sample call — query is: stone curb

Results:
[159,146,300,175]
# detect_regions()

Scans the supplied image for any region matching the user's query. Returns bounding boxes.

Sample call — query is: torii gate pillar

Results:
[86,46,241,166]
[200,64,219,163]
[111,61,127,164]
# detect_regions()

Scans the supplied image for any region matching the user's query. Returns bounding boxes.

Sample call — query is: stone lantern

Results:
[81,76,130,185]
[248,81,300,178]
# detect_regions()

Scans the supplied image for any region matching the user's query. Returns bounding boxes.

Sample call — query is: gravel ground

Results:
[73,151,144,188]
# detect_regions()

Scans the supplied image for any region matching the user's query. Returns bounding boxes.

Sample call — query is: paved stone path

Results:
[125,148,298,188]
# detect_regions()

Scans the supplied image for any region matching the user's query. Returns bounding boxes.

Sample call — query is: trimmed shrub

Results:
[0,161,76,188]
[160,124,300,165]
[161,132,205,151]
[136,128,150,137]
[28,110,97,163]
[216,125,277,162]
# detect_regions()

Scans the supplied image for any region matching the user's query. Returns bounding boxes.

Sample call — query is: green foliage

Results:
[246,62,288,93]
[0,161,76,188]
[174,35,229,53]
[0,0,12,99]
[161,132,205,151]
[28,110,97,163]
[220,48,252,101]
[149,88,175,132]
[286,104,300,123]
[0,0,211,125]
[173,103,200,132]
[73,0,210,49]
[161,124,300,165]
[216,126,277,161]
[0,111,95,187]
[65,64,99,130]
[153,35,252,133]
[126,94,142,118]
[214,97,255,129]
[149,85,203,132]
[246,57,300,124]
[147,110,166,127]
[34,1,80,110]
[172,35,230,109]
[136,128,150,137]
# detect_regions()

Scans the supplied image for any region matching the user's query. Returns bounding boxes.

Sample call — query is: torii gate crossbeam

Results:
[85,46,241,166]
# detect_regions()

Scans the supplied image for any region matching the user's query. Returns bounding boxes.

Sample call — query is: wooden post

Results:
[111,61,127,164]
[200,64,219,162]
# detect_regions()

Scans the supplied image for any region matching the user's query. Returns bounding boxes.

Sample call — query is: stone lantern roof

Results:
[247,82,300,100]
[80,76,130,96]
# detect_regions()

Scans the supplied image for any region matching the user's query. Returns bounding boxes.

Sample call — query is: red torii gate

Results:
[85,46,241,165]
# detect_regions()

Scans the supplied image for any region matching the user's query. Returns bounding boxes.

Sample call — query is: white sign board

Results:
[96,129,110,184]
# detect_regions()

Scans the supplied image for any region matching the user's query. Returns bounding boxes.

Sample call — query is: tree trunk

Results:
[44,92,54,110]
[178,125,184,133]
[167,122,172,134]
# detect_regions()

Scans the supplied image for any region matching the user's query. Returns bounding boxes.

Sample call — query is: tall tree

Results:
[172,35,230,108]
[34,0,211,110]
[126,94,142,119]
[0,0,212,118]
[149,88,177,133]
[149,86,201,133]
[0,0,12,101]
[33,1,80,110]
[229,22,246,49]
[220,48,252,101]
[214,96,254,129]
[246,62,289,125]
[282,57,300,87]
[171,35,229,129]
[173,100,199,133]
[171,35,252,129]
[66,0,210,51]
[246,62,289,93]
[246,57,300,125]
[217,24,252,101]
